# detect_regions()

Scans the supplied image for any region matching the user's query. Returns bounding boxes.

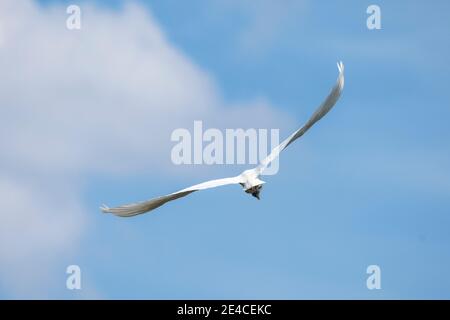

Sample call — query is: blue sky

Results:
[0,0,449,299]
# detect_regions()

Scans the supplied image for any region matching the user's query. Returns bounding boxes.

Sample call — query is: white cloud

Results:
[0,0,290,297]
[0,175,85,298]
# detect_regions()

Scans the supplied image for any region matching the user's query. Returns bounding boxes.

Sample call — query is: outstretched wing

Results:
[101,176,243,217]
[255,61,345,175]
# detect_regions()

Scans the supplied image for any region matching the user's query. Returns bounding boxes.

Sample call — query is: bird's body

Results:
[101,62,344,217]
[240,169,266,191]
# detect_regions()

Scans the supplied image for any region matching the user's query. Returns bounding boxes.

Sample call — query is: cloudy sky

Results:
[0,0,449,299]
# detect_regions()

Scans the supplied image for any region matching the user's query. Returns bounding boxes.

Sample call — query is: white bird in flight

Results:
[101,62,344,217]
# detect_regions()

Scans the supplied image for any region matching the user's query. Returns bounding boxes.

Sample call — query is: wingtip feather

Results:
[337,61,344,73]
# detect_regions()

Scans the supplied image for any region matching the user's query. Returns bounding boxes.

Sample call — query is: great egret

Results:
[101,62,344,217]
